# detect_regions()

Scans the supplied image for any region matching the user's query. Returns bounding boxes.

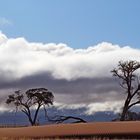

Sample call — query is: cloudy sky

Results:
[0,0,140,114]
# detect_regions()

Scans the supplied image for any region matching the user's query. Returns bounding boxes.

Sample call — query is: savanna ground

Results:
[0,122,140,140]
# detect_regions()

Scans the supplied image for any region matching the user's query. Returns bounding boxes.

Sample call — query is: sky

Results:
[0,0,140,114]
[0,0,140,48]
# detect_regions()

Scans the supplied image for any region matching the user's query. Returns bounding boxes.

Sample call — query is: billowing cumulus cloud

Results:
[0,32,140,113]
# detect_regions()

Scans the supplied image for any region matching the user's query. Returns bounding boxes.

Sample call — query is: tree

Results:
[6,88,54,126]
[111,60,140,121]
[47,115,86,123]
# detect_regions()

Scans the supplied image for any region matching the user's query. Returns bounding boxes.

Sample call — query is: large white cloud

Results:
[0,32,140,81]
[0,32,140,113]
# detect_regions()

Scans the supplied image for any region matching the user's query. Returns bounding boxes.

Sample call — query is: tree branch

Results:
[131,84,140,99]
[48,115,86,123]
[128,101,140,109]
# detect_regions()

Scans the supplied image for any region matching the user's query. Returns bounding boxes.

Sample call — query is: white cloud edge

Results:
[0,17,12,26]
[0,101,122,114]
[54,101,123,115]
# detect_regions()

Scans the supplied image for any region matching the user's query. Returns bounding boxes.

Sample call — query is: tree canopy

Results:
[6,88,54,125]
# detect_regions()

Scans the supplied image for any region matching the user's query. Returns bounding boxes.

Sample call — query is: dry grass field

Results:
[0,121,140,139]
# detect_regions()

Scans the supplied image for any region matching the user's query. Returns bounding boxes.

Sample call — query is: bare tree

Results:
[47,115,86,123]
[111,60,140,121]
[6,88,54,126]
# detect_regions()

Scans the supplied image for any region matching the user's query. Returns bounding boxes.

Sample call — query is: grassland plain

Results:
[0,122,140,139]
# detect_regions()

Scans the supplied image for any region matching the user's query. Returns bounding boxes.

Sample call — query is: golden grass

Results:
[0,121,140,139]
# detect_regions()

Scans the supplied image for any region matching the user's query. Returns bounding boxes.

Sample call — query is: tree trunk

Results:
[33,105,41,125]
[120,106,128,121]
[27,114,34,126]
[120,99,130,121]
[22,109,35,126]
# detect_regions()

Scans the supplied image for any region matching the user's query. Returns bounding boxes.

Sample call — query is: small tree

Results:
[111,60,140,121]
[6,88,54,125]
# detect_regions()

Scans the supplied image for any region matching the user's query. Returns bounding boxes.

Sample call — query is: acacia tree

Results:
[6,88,54,125]
[111,60,140,121]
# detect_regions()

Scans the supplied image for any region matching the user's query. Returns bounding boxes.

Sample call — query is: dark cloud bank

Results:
[0,72,122,104]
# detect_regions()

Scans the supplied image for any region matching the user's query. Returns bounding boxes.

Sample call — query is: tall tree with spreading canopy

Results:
[111,60,140,121]
[6,88,54,125]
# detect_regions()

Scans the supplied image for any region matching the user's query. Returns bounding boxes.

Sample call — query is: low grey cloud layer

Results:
[0,32,140,113]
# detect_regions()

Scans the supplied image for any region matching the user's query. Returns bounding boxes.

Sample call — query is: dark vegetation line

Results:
[24,134,140,140]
